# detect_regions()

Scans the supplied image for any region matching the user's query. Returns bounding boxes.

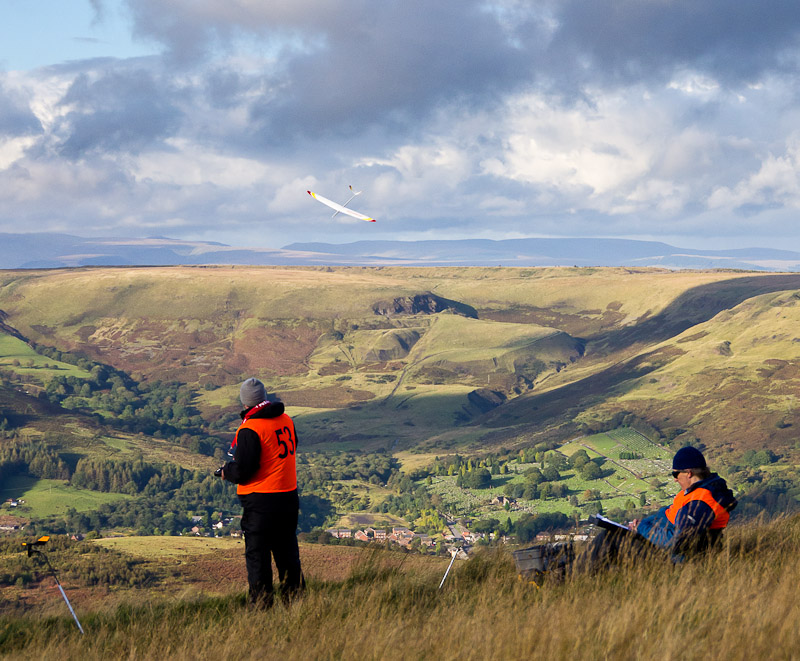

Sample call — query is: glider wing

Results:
[307,190,376,222]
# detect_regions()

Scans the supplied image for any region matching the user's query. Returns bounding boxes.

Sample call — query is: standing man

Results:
[219,377,304,607]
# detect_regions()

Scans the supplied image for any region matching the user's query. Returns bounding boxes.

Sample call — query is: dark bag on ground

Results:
[512,542,575,585]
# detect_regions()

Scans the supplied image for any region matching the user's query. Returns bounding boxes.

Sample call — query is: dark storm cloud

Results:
[0,83,42,137]
[118,0,800,148]
[253,3,540,140]
[548,0,800,88]
[56,67,183,158]
[123,1,546,139]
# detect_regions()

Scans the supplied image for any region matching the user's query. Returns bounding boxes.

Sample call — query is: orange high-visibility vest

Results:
[665,487,729,529]
[235,414,297,495]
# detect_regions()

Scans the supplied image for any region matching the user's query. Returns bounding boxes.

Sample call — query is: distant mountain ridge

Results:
[2,232,800,271]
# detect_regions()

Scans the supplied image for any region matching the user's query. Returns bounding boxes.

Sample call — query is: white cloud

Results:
[708,136,800,211]
[480,91,661,204]
[0,136,36,169]
[132,138,269,187]
[4,1,800,249]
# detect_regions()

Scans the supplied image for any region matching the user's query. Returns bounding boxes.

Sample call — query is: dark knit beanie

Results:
[672,446,707,471]
[239,378,267,408]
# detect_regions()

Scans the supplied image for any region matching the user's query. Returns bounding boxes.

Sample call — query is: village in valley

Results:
[325,519,592,557]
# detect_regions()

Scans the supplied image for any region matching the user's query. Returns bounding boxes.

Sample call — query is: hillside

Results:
[2,265,800,549]
[2,266,800,460]
[2,515,799,659]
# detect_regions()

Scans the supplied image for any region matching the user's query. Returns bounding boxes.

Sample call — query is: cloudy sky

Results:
[3,0,800,251]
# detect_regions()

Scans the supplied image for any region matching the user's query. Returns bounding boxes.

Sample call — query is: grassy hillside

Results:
[1,475,131,517]
[3,266,800,457]
[2,514,799,660]
[2,265,800,538]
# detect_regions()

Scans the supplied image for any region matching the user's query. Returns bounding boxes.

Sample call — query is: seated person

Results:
[632,446,737,559]
[578,446,737,570]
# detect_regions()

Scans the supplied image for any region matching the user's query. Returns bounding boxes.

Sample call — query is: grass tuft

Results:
[4,514,799,659]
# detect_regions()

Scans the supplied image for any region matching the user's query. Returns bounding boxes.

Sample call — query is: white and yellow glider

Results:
[307,186,376,222]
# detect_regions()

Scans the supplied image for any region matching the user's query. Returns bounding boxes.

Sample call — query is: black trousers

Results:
[239,490,304,606]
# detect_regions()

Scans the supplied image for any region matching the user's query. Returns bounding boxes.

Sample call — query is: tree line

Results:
[0,535,154,589]
[22,343,227,454]
[0,440,70,482]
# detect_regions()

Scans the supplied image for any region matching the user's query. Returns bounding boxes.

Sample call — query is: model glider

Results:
[307,186,376,222]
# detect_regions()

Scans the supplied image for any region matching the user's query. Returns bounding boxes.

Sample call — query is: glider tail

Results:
[331,186,363,219]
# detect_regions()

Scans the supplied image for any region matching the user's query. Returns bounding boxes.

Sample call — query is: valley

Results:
[1,265,799,551]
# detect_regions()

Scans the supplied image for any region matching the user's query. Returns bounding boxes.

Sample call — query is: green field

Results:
[94,535,241,558]
[0,333,91,381]
[0,475,131,517]
[422,428,674,522]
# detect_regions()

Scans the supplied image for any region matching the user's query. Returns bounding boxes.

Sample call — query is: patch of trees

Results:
[71,457,188,495]
[0,410,11,433]
[0,536,154,588]
[43,369,209,439]
[425,454,513,480]
[734,471,800,519]
[737,449,779,468]
[0,440,70,482]
[457,467,492,489]
[569,449,591,469]
[503,477,569,502]
[296,451,399,489]
[378,473,432,523]
[579,412,662,442]
[579,460,604,480]
[31,345,224,450]
[44,469,239,536]
[298,494,336,532]
[470,512,572,542]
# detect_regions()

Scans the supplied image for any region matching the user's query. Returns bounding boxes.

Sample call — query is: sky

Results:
[3,1,800,251]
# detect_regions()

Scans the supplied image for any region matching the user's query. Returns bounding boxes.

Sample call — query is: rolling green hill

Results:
[2,266,800,459]
[2,265,800,539]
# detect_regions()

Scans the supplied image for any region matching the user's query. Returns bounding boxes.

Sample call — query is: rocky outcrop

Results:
[467,388,507,413]
[372,293,477,318]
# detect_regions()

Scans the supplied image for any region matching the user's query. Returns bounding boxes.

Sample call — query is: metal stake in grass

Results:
[438,548,458,589]
[22,536,85,635]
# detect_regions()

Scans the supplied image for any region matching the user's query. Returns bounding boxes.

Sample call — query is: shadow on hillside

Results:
[596,274,800,352]
[296,389,494,450]
[477,274,800,432]
[480,345,684,429]
[0,388,72,429]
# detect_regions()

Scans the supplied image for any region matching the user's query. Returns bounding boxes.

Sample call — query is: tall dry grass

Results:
[2,514,800,660]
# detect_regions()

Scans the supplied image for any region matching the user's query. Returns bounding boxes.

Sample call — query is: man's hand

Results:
[629,519,640,532]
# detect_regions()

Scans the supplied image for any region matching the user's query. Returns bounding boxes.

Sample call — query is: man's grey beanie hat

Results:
[240,378,267,408]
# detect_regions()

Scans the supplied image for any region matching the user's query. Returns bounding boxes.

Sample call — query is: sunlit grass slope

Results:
[0,266,765,347]
[4,265,800,456]
[0,334,90,381]
[574,288,800,451]
[2,514,799,660]
[0,475,130,517]
[405,313,579,373]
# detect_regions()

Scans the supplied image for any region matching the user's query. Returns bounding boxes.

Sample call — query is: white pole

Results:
[55,582,85,635]
[438,551,457,589]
